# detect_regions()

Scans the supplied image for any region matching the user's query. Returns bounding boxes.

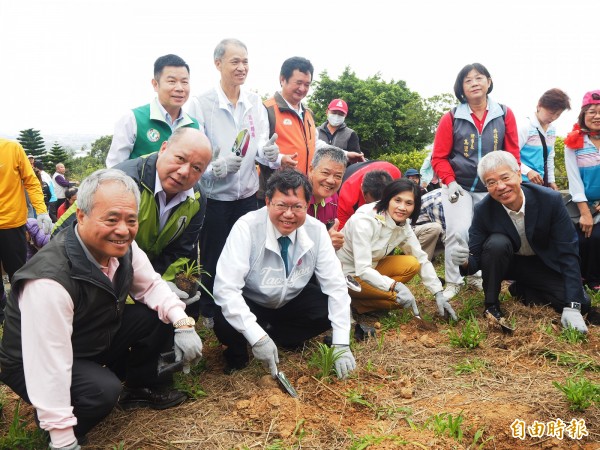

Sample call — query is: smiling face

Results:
[483,165,523,211]
[308,157,345,203]
[280,69,312,108]
[156,129,212,200]
[76,181,138,266]
[462,69,491,104]
[266,187,308,235]
[216,43,248,88]
[152,65,190,115]
[584,105,600,132]
[387,190,415,225]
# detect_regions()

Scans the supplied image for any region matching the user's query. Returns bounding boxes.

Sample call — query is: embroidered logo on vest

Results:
[283,118,293,126]
[147,129,160,142]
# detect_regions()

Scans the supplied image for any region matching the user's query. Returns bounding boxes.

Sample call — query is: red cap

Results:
[327,99,348,115]
[582,90,600,108]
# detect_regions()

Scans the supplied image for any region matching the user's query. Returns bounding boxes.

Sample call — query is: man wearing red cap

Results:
[317,99,365,163]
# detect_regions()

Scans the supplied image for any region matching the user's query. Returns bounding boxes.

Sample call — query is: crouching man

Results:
[0,169,203,449]
[213,169,356,378]
[451,151,593,333]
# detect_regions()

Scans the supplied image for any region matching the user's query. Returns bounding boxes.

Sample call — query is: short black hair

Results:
[361,170,393,201]
[375,179,421,223]
[154,54,189,79]
[453,63,493,103]
[280,56,314,82]
[33,161,44,170]
[265,168,312,202]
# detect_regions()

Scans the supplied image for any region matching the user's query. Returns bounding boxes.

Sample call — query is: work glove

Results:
[174,328,203,374]
[212,153,243,178]
[37,213,53,235]
[451,235,470,266]
[332,345,356,379]
[262,133,279,162]
[435,291,458,321]
[49,439,81,450]
[394,282,420,316]
[166,281,188,299]
[447,181,465,203]
[252,335,279,377]
[561,308,588,334]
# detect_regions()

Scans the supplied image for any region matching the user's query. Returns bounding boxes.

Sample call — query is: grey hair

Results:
[477,151,520,181]
[78,169,141,215]
[311,145,348,169]
[214,38,247,61]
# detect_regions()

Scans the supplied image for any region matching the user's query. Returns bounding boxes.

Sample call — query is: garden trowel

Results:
[157,350,184,378]
[276,371,298,398]
[231,128,250,157]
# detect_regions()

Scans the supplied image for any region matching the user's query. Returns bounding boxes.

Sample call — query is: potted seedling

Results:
[174,260,215,300]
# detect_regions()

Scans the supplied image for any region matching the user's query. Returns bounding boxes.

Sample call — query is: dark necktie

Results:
[278,236,291,276]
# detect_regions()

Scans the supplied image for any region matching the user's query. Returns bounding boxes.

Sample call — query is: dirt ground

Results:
[1,282,599,449]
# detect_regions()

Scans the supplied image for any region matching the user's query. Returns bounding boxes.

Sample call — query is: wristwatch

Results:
[567,302,582,311]
[173,317,196,329]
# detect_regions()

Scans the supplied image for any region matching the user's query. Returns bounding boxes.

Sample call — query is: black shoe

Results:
[586,307,600,326]
[118,386,187,410]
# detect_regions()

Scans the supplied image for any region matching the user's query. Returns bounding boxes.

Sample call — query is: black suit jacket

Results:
[465,183,584,302]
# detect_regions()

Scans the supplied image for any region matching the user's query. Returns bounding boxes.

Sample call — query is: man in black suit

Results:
[451,151,592,333]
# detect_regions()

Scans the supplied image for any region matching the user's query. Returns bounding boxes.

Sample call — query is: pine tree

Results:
[47,142,71,171]
[17,128,47,161]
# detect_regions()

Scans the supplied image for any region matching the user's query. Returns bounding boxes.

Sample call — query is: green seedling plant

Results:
[542,350,600,372]
[425,411,466,441]
[470,428,493,449]
[0,401,49,449]
[178,260,215,300]
[379,310,411,331]
[559,326,588,344]
[553,376,600,411]
[344,389,375,409]
[457,294,484,320]
[309,343,342,380]
[453,358,489,375]
[448,316,485,349]
[346,430,413,450]
[376,331,385,352]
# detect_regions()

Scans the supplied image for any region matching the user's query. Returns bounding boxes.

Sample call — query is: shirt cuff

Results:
[50,427,76,448]
[167,307,188,325]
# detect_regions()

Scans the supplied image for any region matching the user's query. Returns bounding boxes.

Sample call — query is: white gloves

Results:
[561,307,588,334]
[166,281,201,305]
[332,345,356,379]
[447,181,465,203]
[174,328,203,374]
[451,235,470,266]
[37,213,52,235]
[212,153,243,178]
[262,133,279,162]
[50,439,80,450]
[435,291,457,321]
[394,282,419,316]
[252,335,279,377]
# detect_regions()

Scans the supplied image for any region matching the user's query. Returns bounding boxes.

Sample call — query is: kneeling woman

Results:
[337,179,455,319]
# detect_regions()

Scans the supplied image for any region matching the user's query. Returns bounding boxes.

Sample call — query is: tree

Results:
[17,128,46,161]
[89,135,113,163]
[47,142,71,171]
[308,67,451,157]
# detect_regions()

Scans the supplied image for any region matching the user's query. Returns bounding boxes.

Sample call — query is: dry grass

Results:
[1,273,599,449]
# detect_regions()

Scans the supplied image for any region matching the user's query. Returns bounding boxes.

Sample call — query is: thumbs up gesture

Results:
[450,235,470,266]
[262,133,279,162]
[281,152,298,169]
[327,219,344,250]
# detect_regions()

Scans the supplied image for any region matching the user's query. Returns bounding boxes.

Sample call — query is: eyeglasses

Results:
[271,203,307,213]
[485,172,516,189]
[463,75,487,86]
[585,109,600,117]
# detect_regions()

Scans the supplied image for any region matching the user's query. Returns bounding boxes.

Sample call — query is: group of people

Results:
[0,39,598,449]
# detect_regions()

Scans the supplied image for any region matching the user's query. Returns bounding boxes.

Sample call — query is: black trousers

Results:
[0,226,27,323]
[214,283,332,366]
[194,196,257,320]
[481,233,590,313]
[0,302,174,438]
[576,224,600,285]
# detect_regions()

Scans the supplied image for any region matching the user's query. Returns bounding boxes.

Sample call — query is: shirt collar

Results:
[501,189,526,216]
[154,171,195,200]
[152,97,184,125]
[280,92,304,116]
[270,221,297,245]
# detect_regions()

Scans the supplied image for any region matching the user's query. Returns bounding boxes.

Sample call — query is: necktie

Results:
[278,236,291,276]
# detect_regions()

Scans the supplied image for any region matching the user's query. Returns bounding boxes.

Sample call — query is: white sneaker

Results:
[465,275,483,291]
[443,282,462,300]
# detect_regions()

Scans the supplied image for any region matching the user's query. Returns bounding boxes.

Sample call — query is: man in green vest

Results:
[106,54,199,167]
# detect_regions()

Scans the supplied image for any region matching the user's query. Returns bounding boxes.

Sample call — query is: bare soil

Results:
[1,284,599,450]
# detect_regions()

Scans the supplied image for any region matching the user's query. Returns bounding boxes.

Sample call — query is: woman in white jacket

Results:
[337,179,454,319]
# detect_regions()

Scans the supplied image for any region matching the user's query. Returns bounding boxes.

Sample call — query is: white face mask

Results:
[327,113,345,127]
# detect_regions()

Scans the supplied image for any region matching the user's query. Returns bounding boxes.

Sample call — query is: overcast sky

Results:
[1,0,598,142]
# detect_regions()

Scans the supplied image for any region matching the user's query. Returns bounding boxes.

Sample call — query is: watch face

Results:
[570,302,582,311]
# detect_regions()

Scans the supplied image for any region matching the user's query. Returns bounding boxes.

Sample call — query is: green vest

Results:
[130,103,199,159]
